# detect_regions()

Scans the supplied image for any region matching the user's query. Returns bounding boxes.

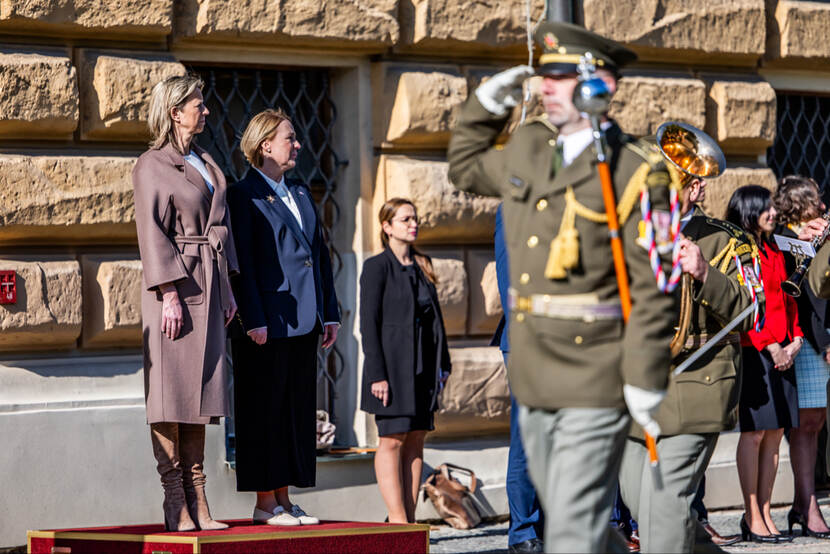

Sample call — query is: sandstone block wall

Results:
[0,0,172,37]
[0,49,78,138]
[706,79,776,155]
[609,75,706,137]
[373,64,467,147]
[174,0,399,49]
[0,258,82,350]
[583,0,766,63]
[0,154,136,244]
[81,256,142,348]
[79,50,185,140]
[768,1,830,66]
[434,346,510,437]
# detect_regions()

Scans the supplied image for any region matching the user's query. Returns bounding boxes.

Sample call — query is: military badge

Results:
[744,266,763,294]
[637,210,673,254]
[544,32,558,49]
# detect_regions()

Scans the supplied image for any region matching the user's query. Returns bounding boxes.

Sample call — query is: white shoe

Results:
[252,506,301,526]
[290,504,320,525]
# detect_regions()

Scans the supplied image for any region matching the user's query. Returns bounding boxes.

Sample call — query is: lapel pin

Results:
[266,194,276,204]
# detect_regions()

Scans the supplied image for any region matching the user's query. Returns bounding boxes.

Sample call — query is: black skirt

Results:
[375,370,436,436]
[231,332,319,491]
[739,345,799,431]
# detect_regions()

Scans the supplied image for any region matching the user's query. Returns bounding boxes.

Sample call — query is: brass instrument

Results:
[655,122,726,357]
[782,211,830,298]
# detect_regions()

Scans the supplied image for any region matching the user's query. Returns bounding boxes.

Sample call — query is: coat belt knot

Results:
[175,225,233,311]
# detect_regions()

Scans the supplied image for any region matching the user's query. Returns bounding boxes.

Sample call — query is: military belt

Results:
[683,332,740,351]
[508,288,623,322]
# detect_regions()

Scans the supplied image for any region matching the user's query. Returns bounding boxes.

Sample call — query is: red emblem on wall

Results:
[0,270,16,304]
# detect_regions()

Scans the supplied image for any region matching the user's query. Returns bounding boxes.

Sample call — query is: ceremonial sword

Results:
[672,303,755,376]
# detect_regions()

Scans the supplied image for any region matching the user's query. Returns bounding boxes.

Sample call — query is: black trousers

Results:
[231,331,319,491]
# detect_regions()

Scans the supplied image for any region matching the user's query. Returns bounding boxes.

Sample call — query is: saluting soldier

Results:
[448,22,677,552]
[619,123,764,553]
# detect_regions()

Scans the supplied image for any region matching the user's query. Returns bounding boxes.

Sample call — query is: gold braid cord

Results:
[544,162,649,279]
[671,237,761,358]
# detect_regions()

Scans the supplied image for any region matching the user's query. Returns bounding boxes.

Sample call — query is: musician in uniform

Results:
[619,123,763,552]
[448,22,677,552]
[807,230,830,299]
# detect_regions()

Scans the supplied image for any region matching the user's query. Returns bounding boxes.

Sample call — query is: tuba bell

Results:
[655,122,726,358]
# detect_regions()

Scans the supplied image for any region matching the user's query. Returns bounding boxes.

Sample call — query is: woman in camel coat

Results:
[133,73,238,531]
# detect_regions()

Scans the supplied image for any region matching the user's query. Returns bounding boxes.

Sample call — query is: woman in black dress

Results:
[360,197,451,523]
[728,186,804,541]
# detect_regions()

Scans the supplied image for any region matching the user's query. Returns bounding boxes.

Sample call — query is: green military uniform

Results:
[808,240,830,299]
[806,239,830,479]
[621,205,763,553]
[448,22,677,553]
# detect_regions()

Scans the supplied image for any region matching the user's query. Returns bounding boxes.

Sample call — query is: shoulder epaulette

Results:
[623,137,666,170]
[705,217,753,244]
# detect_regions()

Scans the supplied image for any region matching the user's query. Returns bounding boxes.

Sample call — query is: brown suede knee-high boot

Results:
[151,422,197,532]
[180,423,228,530]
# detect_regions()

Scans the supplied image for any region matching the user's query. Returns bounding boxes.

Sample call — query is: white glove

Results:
[623,384,666,439]
[474,65,534,116]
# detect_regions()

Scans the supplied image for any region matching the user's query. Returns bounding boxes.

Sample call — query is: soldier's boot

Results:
[180,423,228,530]
[151,422,197,532]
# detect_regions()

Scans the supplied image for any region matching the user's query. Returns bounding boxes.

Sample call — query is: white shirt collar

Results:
[254,168,288,196]
[557,121,612,167]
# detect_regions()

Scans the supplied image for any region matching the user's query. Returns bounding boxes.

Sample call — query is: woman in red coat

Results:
[728,185,804,542]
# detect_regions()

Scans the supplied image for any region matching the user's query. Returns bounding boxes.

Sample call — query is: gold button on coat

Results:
[520,273,530,284]
[527,235,539,248]
[516,313,525,322]
[536,199,548,211]
[575,336,583,344]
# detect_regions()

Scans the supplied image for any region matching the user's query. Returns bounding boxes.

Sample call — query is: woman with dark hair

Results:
[360,197,452,523]
[728,185,803,542]
[775,175,830,538]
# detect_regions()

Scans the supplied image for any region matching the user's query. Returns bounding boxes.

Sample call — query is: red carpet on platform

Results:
[28,520,430,553]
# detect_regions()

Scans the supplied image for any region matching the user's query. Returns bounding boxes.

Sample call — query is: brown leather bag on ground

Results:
[421,463,481,529]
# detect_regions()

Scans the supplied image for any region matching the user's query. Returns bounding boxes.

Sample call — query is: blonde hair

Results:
[147,74,204,151]
[240,108,293,168]
[379,198,437,284]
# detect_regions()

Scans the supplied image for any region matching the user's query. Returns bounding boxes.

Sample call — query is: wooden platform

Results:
[28,520,430,553]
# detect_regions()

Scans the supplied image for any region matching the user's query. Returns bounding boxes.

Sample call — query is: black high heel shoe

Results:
[740,514,779,543]
[788,508,830,539]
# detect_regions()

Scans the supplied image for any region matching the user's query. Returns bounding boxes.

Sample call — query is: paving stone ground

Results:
[429,504,830,553]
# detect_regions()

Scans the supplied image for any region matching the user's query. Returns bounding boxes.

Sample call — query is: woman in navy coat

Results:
[228,109,340,527]
[360,197,451,523]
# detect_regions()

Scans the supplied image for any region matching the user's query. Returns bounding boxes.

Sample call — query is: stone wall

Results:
[0,0,828,439]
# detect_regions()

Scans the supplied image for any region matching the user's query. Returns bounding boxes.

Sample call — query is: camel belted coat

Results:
[133,141,239,424]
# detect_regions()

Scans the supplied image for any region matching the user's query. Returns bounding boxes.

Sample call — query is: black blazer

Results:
[227,169,340,338]
[781,226,830,352]
[359,248,452,416]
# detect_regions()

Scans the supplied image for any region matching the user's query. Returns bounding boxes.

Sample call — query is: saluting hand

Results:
[677,238,709,282]
[371,380,390,407]
[160,286,183,340]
